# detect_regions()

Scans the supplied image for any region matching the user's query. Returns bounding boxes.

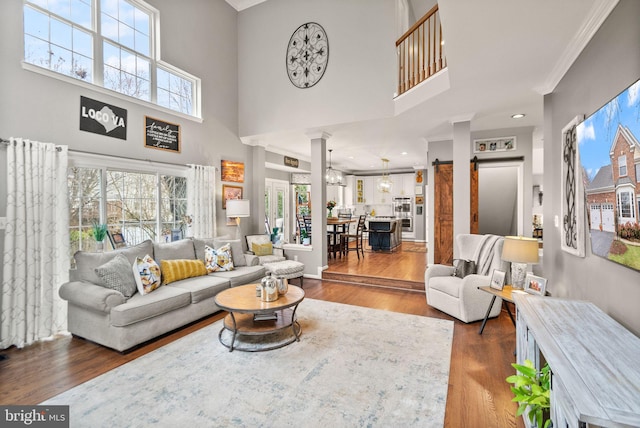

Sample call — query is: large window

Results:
[69,166,187,264]
[23,0,199,117]
[617,189,635,220]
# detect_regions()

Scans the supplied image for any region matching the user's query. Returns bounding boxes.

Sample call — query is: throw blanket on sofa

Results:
[474,234,502,275]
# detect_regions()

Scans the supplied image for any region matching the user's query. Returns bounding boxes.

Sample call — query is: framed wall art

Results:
[473,136,516,154]
[144,116,180,152]
[222,185,243,209]
[221,160,245,183]
[560,115,586,257]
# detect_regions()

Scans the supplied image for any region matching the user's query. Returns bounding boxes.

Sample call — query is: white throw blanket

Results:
[473,234,502,275]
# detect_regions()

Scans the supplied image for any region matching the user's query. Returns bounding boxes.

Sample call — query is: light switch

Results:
[554,215,559,227]
[0,217,6,229]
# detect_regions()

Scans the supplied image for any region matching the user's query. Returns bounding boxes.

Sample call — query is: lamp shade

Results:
[502,236,539,264]
[226,199,250,217]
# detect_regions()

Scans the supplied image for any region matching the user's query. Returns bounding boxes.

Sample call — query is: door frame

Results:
[477,160,524,236]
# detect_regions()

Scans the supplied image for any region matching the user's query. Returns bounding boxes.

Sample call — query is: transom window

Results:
[23,0,199,117]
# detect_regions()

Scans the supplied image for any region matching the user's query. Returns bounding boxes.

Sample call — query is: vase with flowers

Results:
[326,200,336,218]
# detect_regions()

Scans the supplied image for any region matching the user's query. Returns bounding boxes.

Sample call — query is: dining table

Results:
[326,217,356,258]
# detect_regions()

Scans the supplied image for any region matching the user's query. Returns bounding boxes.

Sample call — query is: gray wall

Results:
[544,0,640,335]
[237,0,396,138]
[478,166,518,236]
[0,0,249,240]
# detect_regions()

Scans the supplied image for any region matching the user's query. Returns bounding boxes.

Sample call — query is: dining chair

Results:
[341,215,366,259]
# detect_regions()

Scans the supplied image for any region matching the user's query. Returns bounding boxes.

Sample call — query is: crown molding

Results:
[535,0,619,95]
[225,0,267,12]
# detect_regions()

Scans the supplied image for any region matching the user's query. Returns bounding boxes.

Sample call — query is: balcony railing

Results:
[396,4,446,96]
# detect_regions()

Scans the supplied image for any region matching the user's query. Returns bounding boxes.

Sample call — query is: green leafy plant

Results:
[91,222,108,242]
[300,229,309,239]
[506,359,551,428]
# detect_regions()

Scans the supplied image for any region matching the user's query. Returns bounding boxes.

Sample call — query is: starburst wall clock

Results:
[286,22,329,89]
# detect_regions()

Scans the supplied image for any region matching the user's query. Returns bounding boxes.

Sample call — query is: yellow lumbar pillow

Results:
[161,259,207,284]
[252,242,273,256]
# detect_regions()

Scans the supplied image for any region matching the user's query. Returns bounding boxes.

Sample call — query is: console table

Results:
[513,294,640,427]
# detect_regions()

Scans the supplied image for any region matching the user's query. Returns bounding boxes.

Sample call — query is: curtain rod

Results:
[2,138,215,169]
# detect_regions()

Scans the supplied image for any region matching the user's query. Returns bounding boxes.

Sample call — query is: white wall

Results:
[0,0,247,238]
[544,0,640,335]
[237,0,396,138]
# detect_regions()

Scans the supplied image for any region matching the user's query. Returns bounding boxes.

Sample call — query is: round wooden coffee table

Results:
[214,284,305,352]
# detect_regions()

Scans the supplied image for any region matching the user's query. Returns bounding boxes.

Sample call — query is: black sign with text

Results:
[79,96,127,140]
[144,116,181,152]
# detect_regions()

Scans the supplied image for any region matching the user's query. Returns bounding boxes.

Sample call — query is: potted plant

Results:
[91,222,108,252]
[506,359,551,428]
[300,229,310,246]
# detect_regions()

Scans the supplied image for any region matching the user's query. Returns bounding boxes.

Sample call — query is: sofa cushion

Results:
[166,275,230,303]
[110,286,191,327]
[153,239,196,264]
[70,239,154,284]
[94,254,138,298]
[210,265,266,287]
[429,276,462,298]
[133,254,162,295]
[205,244,235,272]
[161,259,207,285]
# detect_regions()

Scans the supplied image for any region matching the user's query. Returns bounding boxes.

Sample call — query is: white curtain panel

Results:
[187,164,216,238]
[1,138,69,349]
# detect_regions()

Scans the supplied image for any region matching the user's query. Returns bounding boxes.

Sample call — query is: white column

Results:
[308,132,330,274]
[452,120,471,258]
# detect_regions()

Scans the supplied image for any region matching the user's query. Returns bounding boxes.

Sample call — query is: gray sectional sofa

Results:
[59,238,266,352]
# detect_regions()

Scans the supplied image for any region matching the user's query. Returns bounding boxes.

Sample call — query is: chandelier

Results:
[376,158,393,193]
[325,149,343,186]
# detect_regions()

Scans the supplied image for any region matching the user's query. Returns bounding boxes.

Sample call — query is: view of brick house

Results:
[586,124,640,233]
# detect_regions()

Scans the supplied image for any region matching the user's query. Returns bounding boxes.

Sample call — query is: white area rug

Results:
[43,299,454,427]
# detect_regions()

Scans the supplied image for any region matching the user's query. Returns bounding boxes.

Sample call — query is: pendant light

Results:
[325,149,343,186]
[376,158,393,193]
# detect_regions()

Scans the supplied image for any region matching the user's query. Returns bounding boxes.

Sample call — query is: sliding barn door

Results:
[434,163,454,265]
[470,162,479,234]
[433,162,479,264]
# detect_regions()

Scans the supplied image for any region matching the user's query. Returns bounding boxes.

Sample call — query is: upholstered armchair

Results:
[245,234,286,265]
[425,234,510,323]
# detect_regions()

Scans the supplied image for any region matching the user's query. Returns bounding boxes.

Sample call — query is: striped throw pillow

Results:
[160,259,207,284]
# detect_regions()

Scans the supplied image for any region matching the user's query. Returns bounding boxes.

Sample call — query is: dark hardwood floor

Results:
[0,242,523,427]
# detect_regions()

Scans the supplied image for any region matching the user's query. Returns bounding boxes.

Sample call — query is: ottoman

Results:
[263,260,305,288]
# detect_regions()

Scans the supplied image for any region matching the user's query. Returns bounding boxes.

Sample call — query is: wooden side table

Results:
[477,285,526,334]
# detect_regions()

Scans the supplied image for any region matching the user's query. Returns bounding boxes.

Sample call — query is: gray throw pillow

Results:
[453,259,476,278]
[94,254,138,298]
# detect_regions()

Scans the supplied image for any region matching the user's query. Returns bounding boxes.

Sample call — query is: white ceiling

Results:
[227,0,618,174]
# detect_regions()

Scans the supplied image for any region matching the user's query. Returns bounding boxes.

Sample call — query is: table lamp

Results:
[501,236,539,289]
[226,199,250,239]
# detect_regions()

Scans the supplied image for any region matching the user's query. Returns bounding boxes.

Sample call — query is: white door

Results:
[590,204,602,231]
[265,179,290,243]
[602,203,615,232]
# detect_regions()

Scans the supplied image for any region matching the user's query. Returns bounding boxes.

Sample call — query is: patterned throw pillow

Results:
[94,253,138,298]
[160,259,207,284]
[132,254,162,295]
[204,244,235,273]
[251,242,273,257]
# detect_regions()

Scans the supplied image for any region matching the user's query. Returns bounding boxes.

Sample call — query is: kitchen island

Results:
[367,217,402,251]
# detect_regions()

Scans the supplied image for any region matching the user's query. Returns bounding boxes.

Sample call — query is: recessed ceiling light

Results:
[401,151,408,155]
[511,113,525,119]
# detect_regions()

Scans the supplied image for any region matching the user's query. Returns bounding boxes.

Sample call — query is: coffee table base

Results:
[218,307,302,352]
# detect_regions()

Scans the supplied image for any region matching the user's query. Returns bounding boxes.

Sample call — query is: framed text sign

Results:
[80,96,127,140]
[144,116,180,152]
